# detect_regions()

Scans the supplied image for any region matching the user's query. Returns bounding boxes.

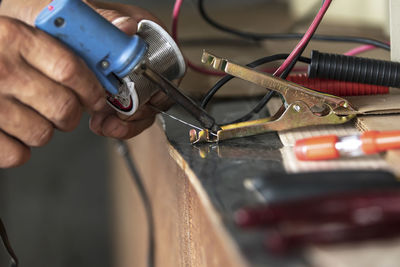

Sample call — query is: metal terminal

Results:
[138,63,221,134]
[190,51,357,144]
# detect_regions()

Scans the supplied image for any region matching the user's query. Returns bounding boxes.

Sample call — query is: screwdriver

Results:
[294,130,400,161]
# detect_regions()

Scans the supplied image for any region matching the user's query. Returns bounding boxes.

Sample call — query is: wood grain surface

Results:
[110,2,396,266]
[111,121,247,267]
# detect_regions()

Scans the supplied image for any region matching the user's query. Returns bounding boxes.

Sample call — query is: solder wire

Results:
[151,106,218,136]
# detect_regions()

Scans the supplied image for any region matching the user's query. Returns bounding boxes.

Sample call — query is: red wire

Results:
[344,44,377,56]
[344,41,390,56]
[287,73,389,96]
[273,0,332,77]
[172,0,225,76]
[173,0,390,80]
[172,0,333,77]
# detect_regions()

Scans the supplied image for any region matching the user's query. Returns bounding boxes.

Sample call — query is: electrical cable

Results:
[115,140,155,267]
[232,0,331,124]
[200,54,311,124]
[274,0,331,77]
[204,0,330,125]
[309,50,400,87]
[197,0,390,51]
[285,0,324,32]
[287,74,389,96]
[172,0,225,76]
[0,218,18,267]
[200,54,311,108]
[344,44,380,56]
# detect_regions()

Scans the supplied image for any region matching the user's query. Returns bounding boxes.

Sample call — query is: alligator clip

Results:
[190,51,357,144]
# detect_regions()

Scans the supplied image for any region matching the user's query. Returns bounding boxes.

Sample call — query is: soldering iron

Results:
[35,0,221,133]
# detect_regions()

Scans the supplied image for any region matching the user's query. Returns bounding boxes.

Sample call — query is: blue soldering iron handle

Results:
[35,0,148,95]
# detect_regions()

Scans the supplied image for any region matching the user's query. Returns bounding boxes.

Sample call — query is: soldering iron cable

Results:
[115,141,155,267]
[0,218,18,267]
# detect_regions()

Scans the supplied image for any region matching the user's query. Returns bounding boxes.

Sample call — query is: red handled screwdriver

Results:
[294,130,400,161]
[235,190,400,228]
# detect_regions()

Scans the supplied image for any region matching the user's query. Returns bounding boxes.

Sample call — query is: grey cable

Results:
[115,140,155,267]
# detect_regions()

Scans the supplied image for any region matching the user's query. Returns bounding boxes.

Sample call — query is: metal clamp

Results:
[190,51,357,144]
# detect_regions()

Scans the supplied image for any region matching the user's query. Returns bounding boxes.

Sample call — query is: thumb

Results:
[95,8,138,35]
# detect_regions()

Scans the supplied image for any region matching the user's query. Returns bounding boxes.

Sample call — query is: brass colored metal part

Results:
[191,102,355,144]
[201,51,355,112]
[190,51,357,144]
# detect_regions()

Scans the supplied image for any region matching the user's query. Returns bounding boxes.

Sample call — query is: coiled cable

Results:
[309,50,400,88]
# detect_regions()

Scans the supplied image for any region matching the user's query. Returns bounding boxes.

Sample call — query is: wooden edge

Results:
[167,145,249,267]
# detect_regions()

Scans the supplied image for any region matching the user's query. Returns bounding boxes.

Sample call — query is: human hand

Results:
[85,1,173,139]
[0,17,106,167]
[0,0,174,168]
[0,0,174,140]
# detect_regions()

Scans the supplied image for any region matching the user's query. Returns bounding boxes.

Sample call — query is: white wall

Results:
[290,0,389,32]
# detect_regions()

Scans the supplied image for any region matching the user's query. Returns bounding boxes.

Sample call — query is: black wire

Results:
[0,218,18,267]
[201,54,311,108]
[200,54,311,124]
[115,140,155,267]
[198,0,390,51]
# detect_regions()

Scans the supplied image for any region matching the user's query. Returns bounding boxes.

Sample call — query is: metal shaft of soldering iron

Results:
[141,65,221,133]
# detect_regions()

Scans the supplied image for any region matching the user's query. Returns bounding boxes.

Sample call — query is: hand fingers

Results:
[90,90,171,138]
[104,115,155,139]
[117,104,156,121]
[0,131,30,168]
[88,1,165,28]
[90,113,155,139]
[148,91,174,111]
[8,62,83,132]
[95,9,138,35]
[18,24,106,112]
[89,105,114,136]
[0,97,53,147]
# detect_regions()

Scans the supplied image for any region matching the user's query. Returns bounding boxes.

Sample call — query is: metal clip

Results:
[190,51,357,144]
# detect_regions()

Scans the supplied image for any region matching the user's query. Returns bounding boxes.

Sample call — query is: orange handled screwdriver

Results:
[295,130,400,161]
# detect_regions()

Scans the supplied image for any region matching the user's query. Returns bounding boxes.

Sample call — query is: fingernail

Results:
[103,118,127,138]
[89,114,106,135]
[112,16,131,27]
[93,98,106,111]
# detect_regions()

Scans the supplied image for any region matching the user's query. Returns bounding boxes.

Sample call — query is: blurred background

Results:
[0,0,389,267]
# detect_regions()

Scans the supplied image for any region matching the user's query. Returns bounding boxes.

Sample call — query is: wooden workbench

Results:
[109,2,400,266]
[111,118,248,267]
[110,104,400,267]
